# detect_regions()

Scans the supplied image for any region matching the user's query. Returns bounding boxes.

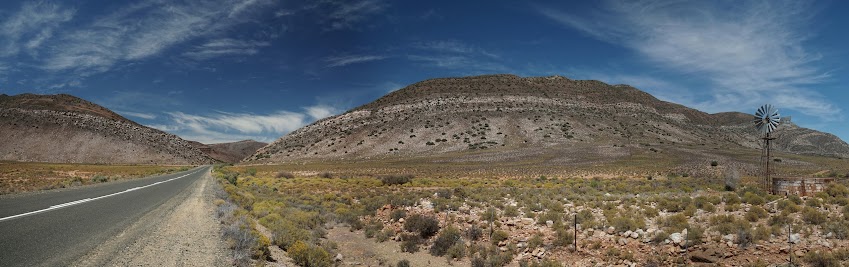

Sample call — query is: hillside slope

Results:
[0,93,214,165]
[247,75,849,166]
[189,140,267,163]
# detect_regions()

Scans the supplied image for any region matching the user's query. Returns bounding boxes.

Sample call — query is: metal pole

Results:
[574,213,578,252]
[789,223,792,266]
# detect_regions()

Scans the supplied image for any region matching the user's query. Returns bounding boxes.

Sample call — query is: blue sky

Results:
[0,0,846,144]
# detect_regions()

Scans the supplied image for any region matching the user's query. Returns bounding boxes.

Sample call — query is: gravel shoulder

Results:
[72,170,228,266]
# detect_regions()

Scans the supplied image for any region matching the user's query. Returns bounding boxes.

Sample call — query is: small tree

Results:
[724,166,740,191]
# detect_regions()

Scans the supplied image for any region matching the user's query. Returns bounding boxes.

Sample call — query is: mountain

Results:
[188,140,267,163]
[0,93,214,165]
[246,74,849,166]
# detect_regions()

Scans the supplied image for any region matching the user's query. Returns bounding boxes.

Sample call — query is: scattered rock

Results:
[521,218,535,225]
[690,252,718,263]
[607,227,615,235]
[546,220,554,228]
[790,234,801,244]
[335,253,344,262]
[669,233,684,245]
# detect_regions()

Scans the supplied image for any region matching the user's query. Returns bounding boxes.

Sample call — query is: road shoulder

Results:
[72,170,228,266]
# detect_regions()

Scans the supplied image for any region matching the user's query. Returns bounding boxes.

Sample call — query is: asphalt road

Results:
[0,165,211,267]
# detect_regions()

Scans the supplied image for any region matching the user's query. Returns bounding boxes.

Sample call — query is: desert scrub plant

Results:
[375,228,394,242]
[430,226,463,257]
[244,168,257,177]
[380,174,413,186]
[404,214,440,238]
[527,233,544,250]
[364,219,384,238]
[390,209,407,221]
[742,192,765,205]
[275,171,295,179]
[503,205,520,217]
[396,259,411,267]
[806,197,822,208]
[466,225,483,241]
[288,240,332,267]
[259,213,311,250]
[553,227,575,248]
[745,206,769,222]
[657,213,689,233]
[777,199,801,213]
[801,207,827,225]
[400,233,422,253]
[490,230,509,245]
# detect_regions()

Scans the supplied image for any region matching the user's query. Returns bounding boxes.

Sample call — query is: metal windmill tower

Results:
[754,104,781,194]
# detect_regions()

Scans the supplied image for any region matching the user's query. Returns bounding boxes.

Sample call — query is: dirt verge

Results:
[73,171,228,266]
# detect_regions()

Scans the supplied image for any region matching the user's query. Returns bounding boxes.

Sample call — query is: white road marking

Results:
[0,168,204,223]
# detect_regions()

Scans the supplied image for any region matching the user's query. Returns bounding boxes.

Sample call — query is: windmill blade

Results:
[753,104,781,134]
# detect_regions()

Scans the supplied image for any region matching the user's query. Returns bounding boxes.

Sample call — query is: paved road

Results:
[0,165,212,267]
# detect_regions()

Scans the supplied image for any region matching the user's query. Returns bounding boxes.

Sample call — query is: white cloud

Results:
[183,38,270,60]
[152,105,340,143]
[323,0,386,31]
[39,0,273,74]
[323,54,387,67]
[539,0,838,118]
[304,105,339,119]
[0,2,74,56]
[412,40,499,59]
[116,110,157,120]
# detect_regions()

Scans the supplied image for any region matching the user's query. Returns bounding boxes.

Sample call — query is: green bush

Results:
[528,233,544,249]
[491,230,509,245]
[777,199,800,213]
[446,242,466,260]
[609,214,646,233]
[404,214,440,238]
[801,207,827,225]
[375,229,394,242]
[806,197,822,208]
[245,168,257,176]
[827,184,849,198]
[259,213,311,250]
[288,240,332,267]
[380,175,414,186]
[275,171,295,179]
[364,220,383,238]
[657,213,689,233]
[804,250,839,267]
[400,233,422,253]
[391,209,407,221]
[466,225,483,241]
[503,205,519,217]
[723,193,741,205]
[430,226,462,257]
[396,260,411,267]
[745,206,768,222]
[553,227,575,248]
[824,220,849,239]
[742,192,765,205]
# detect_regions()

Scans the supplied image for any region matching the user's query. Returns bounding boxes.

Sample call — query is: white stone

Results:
[546,220,554,227]
[790,234,801,244]
[722,234,735,242]
[669,233,684,245]
[630,231,639,239]
[607,226,616,235]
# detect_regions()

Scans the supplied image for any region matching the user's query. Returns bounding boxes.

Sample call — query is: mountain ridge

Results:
[246,74,849,166]
[0,93,215,165]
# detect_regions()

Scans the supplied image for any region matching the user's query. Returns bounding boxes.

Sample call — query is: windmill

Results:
[754,104,780,194]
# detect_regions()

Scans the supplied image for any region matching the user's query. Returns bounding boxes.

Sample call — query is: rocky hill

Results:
[246,74,849,166]
[188,140,266,163]
[0,93,215,165]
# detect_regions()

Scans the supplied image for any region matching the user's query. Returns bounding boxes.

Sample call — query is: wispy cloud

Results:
[183,38,270,60]
[412,40,499,59]
[406,40,507,73]
[0,2,74,57]
[538,0,837,118]
[323,54,387,67]
[34,0,273,74]
[152,105,340,143]
[322,0,386,31]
